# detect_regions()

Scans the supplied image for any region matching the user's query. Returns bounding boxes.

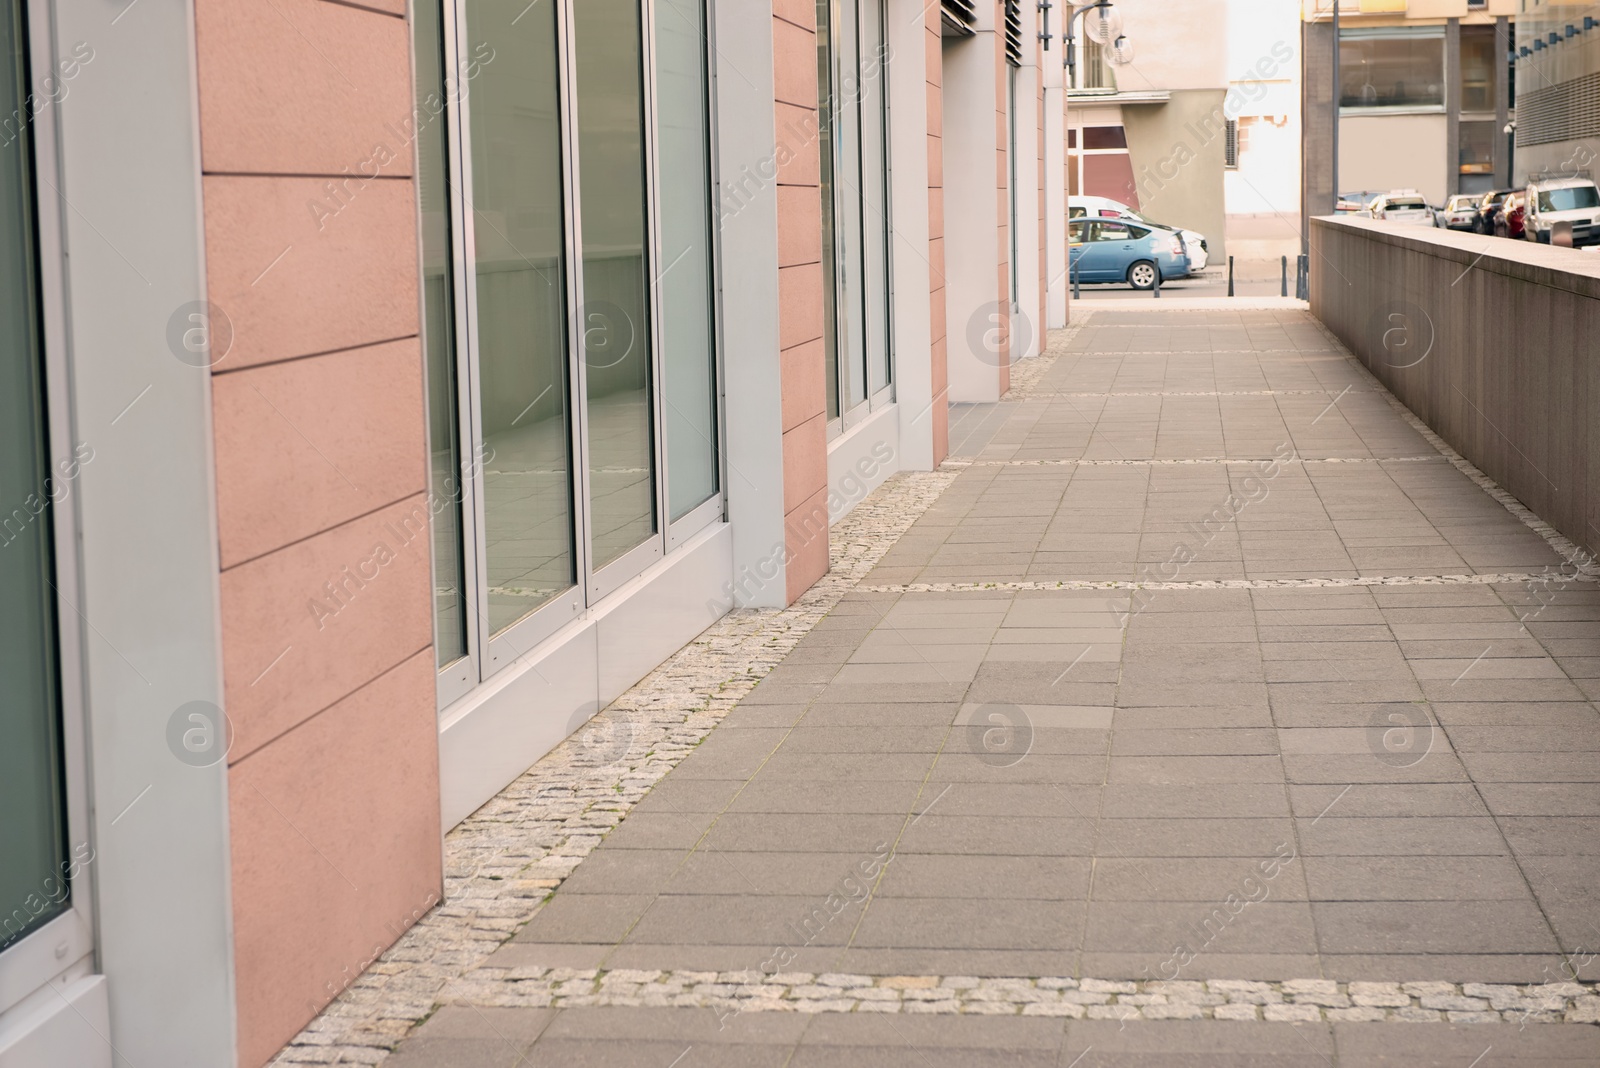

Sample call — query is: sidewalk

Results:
[287,309,1600,1067]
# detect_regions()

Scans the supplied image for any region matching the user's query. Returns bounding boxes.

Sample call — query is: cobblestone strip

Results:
[861,573,1597,596]
[267,469,959,1067]
[439,969,1600,1026]
[946,456,1443,467]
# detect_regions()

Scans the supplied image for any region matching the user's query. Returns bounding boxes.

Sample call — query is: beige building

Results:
[1066,0,1232,260]
[1303,0,1517,213]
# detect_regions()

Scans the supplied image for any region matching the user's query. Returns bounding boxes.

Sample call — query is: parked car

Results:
[1363,191,1436,226]
[1068,195,1209,272]
[1068,217,1189,290]
[1438,194,1480,231]
[1336,190,1382,214]
[1472,188,1516,234]
[1523,176,1600,247]
[1501,192,1527,240]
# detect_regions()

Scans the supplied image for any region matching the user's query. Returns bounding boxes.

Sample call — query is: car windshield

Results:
[1387,198,1427,210]
[1537,186,1600,212]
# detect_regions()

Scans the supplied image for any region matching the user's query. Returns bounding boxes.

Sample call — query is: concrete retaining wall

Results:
[1309,215,1600,564]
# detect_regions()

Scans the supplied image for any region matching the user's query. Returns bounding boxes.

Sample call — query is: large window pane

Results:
[573,0,656,570]
[860,0,891,398]
[1340,34,1444,109]
[0,0,69,951]
[835,0,867,413]
[1459,25,1497,113]
[414,0,466,665]
[657,0,719,522]
[466,0,576,635]
[817,0,841,420]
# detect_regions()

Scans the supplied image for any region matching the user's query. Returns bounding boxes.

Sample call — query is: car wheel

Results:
[1127,260,1158,290]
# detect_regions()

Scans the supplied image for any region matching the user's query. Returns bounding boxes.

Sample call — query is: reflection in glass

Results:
[836,0,868,413]
[466,0,576,634]
[656,0,719,522]
[573,0,657,569]
[816,0,840,419]
[1339,34,1445,109]
[0,0,69,950]
[860,0,891,398]
[414,0,466,664]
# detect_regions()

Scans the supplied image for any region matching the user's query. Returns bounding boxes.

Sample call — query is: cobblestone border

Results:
[947,456,1444,466]
[861,572,1598,595]
[441,969,1600,1026]
[268,469,959,1066]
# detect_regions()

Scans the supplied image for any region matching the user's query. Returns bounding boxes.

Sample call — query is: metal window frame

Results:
[427,0,726,706]
[0,0,98,1014]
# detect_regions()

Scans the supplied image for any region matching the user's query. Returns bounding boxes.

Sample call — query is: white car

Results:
[1438,194,1479,231]
[1523,177,1600,247]
[1363,191,1436,226]
[1068,195,1208,272]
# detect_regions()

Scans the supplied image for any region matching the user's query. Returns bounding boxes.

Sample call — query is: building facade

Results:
[1302,0,1517,216]
[0,0,1066,1064]
[1512,0,1600,183]
[1065,0,1231,261]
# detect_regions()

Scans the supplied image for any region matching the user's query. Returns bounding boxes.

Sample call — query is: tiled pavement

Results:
[382,309,1600,1065]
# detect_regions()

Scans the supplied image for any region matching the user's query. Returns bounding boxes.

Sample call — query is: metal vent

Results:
[1517,69,1600,147]
[941,0,977,37]
[1005,0,1024,66]
[1224,119,1239,168]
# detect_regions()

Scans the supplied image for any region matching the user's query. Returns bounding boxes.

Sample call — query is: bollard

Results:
[1280,255,1288,297]
[1153,265,1161,299]
[1296,254,1309,300]
[1072,262,1080,300]
[1227,256,1234,297]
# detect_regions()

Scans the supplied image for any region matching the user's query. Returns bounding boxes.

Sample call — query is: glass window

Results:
[465,0,577,636]
[1,0,69,951]
[1082,126,1127,150]
[573,0,657,571]
[818,0,891,422]
[1458,120,1494,175]
[1094,221,1132,241]
[1340,33,1445,109]
[418,0,722,696]
[1459,25,1497,113]
[1537,186,1600,212]
[657,0,719,522]
[1007,66,1019,308]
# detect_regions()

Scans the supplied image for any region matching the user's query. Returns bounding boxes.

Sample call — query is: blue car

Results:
[1069,218,1189,290]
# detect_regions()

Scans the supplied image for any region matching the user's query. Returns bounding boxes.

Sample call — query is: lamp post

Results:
[1063,1,1131,298]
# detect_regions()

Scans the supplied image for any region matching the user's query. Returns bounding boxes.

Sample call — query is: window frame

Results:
[821,0,895,440]
[423,0,726,708]
[0,0,97,1013]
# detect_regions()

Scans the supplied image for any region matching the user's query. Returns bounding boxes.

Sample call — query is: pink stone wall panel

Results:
[780,338,827,433]
[220,494,433,762]
[784,485,830,604]
[777,262,823,352]
[203,175,419,370]
[774,101,822,187]
[212,339,427,568]
[772,14,818,108]
[229,651,441,1068]
[772,0,813,31]
[776,183,823,268]
[781,413,827,516]
[194,0,413,176]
